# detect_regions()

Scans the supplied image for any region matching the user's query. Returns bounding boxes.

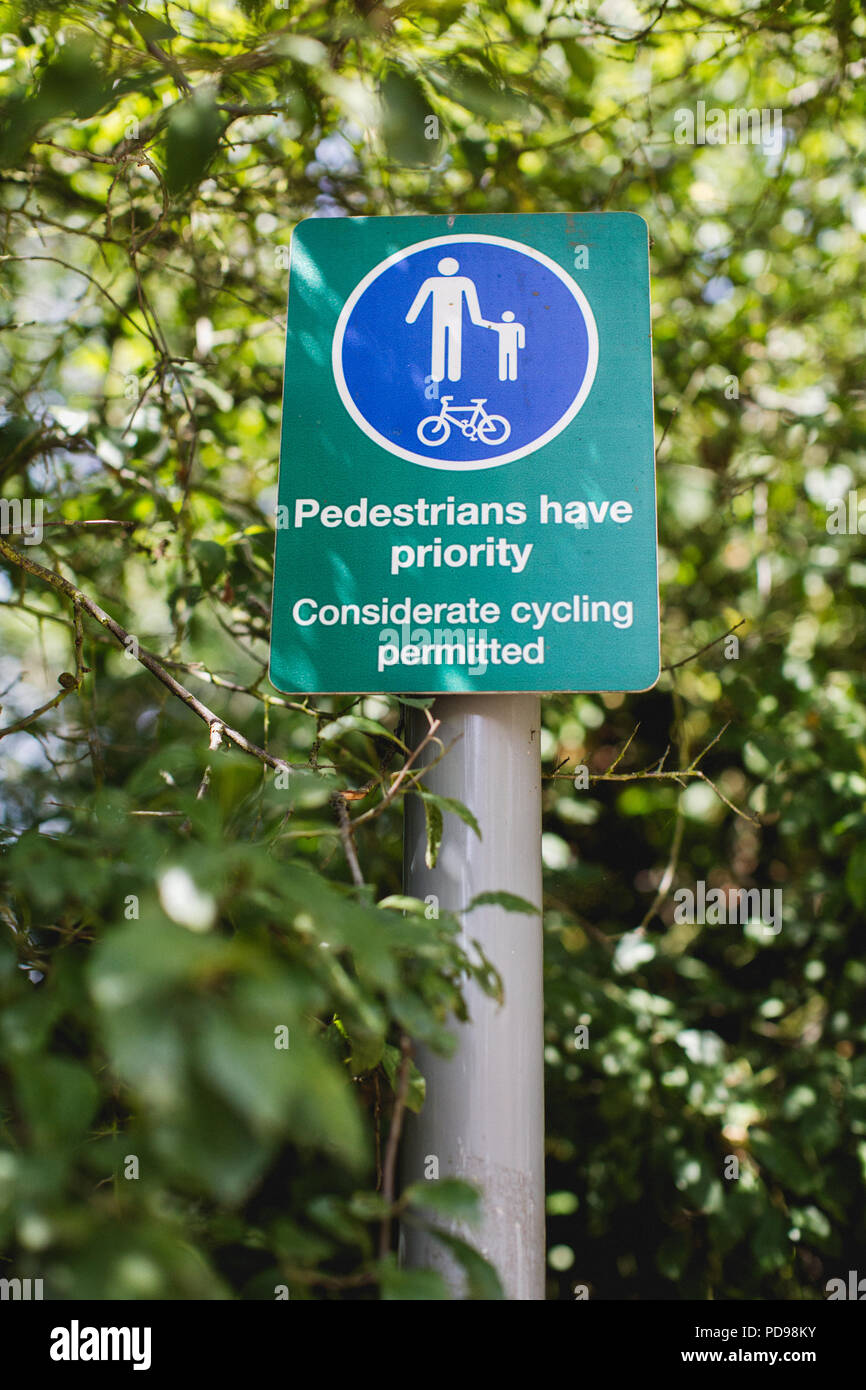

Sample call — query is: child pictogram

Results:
[487,311,525,381]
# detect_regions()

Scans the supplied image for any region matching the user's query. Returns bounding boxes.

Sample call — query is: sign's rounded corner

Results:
[633,661,662,694]
[267,662,294,697]
[291,215,322,242]
[621,210,650,235]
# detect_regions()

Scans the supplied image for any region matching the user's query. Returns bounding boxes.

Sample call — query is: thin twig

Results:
[551,765,758,823]
[332,792,364,887]
[0,594,89,738]
[379,1034,412,1260]
[688,721,730,770]
[0,534,290,774]
[606,722,640,773]
[664,620,745,672]
[638,804,685,930]
[351,711,443,827]
[0,685,78,739]
[550,720,756,824]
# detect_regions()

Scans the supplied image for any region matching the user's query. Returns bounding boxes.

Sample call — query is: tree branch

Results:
[379,1033,412,1259]
[663,619,746,672]
[0,535,291,774]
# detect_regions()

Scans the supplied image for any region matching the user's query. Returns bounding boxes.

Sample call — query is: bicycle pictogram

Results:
[417,396,511,447]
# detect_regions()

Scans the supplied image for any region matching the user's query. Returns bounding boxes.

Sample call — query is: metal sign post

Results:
[401,694,545,1301]
[269,211,658,1301]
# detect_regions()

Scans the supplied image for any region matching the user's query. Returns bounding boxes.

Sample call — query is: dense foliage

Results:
[1,0,865,1299]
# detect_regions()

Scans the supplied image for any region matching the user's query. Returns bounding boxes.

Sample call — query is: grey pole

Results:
[401,694,545,1300]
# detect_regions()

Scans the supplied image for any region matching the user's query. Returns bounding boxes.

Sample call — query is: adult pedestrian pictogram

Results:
[405,256,488,383]
[332,233,599,471]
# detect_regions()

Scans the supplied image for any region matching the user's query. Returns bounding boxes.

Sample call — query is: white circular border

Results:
[331,233,599,472]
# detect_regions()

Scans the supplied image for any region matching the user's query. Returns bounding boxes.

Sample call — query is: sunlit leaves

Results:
[163,90,223,195]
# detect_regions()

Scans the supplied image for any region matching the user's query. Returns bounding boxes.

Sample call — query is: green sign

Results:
[270,212,659,694]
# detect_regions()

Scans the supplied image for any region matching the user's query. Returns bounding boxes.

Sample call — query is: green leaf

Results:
[347,1190,392,1220]
[418,791,481,852]
[382,1045,426,1112]
[278,863,399,992]
[347,1029,385,1073]
[268,1218,333,1266]
[560,40,596,85]
[438,64,529,121]
[307,1196,372,1255]
[752,1207,790,1272]
[0,416,42,476]
[423,794,443,868]
[152,1081,274,1204]
[380,69,440,167]
[749,1130,815,1193]
[464,890,540,914]
[164,90,223,195]
[14,1057,99,1147]
[324,714,408,750]
[128,7,179,43]
[405,1178,481,1222]
[192,540,227,588]
[423,1,466,35]
[427,1229,505,1299]
[377,894,429,913]
[788,1204,832,1246]
[378,1258,450,1299]
[36,34,110,123]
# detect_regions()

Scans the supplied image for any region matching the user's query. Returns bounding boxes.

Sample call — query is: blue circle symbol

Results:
[332,234,599,471]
